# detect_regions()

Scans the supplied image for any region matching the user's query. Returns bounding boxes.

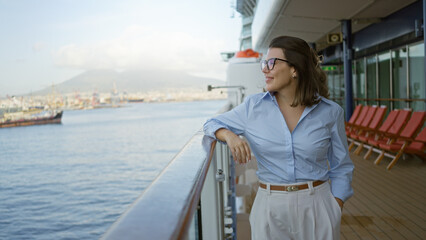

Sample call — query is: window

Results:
[331,42,424,111]
[392,47,408,109]
[354,59,366,105]
[366,56,377,105]
[378,52,391,109]
[409,43,426,111]
[327,70,334,99]
[325,65,344,108]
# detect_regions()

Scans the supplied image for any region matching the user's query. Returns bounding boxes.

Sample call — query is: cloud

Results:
[53,25,228,80]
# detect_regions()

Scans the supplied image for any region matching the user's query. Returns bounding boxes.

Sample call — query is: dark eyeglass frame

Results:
[261,58,290,71]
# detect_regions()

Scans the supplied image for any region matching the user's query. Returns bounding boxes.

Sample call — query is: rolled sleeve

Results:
[203,97,250,141]
[328,108,354,202]
[203,119,231,140]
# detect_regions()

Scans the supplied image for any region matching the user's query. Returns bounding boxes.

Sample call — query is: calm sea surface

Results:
[0,100,225,240]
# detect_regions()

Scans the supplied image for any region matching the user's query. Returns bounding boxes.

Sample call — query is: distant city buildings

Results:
[0,88,227,111]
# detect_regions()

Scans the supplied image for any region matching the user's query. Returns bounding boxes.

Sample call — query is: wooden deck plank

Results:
[349,184,414,239]
[340,215,362,240]
[344,151,426,239]
[340,232,348,240]
[353,159,426,223]
[368,160,426,199]
[350,165,424,238]
[340,207,377,239]
[359,150,426,187]
[344,194,395,239]
[359,152,426,199]
[342,202,389,240]
[352,158,426,229]
[354,150,426,208]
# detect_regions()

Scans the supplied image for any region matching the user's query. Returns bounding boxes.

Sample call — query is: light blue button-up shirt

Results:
[203,92,354,201]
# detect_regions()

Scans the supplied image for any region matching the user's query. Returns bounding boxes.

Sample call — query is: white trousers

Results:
[249,181,341,240]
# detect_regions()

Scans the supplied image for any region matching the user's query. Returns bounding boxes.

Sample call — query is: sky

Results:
[0,0,242,97]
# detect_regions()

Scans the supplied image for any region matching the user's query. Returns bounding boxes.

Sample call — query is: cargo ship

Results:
[0,110,63,128]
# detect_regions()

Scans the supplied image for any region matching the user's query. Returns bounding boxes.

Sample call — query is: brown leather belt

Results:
[259,180,325,192]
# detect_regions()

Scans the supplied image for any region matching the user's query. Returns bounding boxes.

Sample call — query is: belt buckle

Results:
[286,186,299,192]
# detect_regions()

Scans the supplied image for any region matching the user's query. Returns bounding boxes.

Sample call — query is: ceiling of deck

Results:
[253,0,417,51]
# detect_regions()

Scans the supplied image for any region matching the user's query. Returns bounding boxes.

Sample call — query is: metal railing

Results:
[102,103,235,240]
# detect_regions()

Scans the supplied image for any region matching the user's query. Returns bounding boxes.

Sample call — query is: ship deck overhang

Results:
[251,0,418,53]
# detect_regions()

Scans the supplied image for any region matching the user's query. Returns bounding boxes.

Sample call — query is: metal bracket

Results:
[216,169,225,182]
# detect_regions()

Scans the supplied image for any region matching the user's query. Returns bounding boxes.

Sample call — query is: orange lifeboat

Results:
[235,48,260,58]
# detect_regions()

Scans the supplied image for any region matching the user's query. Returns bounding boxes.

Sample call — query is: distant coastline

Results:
[1,68,229,109]
[0,88,227,111]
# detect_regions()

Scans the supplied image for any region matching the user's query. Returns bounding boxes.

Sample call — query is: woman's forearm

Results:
[215,128,236,142]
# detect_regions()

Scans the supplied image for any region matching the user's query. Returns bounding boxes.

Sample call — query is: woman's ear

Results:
[291,68,297,78]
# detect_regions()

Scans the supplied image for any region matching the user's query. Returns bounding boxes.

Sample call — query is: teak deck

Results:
[341,152,426,240]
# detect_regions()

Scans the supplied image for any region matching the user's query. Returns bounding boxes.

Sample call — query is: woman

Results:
[203,36,354,240]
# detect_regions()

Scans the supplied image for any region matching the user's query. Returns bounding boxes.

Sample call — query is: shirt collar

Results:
[253,91,274,105]
[318,96,333,106]
[263,91,274,100]
[257,91,331,109]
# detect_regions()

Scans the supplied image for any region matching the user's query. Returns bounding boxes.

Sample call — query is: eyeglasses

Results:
[261,58,290,71]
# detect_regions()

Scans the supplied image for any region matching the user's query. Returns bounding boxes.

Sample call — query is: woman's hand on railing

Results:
[215,128,252,164]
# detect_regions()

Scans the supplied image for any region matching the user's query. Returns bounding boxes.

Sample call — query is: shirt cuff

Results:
[330,176,354,202]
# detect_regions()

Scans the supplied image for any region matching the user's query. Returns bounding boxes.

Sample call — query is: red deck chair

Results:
[360,109,397,143]
[348,106,377,151]
[345,104,363,134]
[346,104,363,126]
[353,105,388,155]
[405,126,426,159]
[374,111,426,170]
[364,109,411,160]
[350,106,377,139]
[347,105,370,150]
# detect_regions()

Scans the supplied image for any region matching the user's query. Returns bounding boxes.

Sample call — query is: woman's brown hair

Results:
[269,36,329,107]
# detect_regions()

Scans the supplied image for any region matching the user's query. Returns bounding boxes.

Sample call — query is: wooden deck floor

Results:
[341,151,426,240]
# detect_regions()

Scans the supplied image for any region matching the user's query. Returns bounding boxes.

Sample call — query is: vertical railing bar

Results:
[223,146,229,239]
[214,145,220,239]
[197,200,203,240]
[223,144,228,237]
[406,45,410,109]
[230,155,237,240]
[389,50,393,110]
[216,168,225,240]
[364,57,368,105]
[376,54,379,106]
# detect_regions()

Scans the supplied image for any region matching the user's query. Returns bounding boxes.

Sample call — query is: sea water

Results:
[0,100,226,240]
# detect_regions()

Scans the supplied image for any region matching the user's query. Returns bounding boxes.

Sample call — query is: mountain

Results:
[30,69,225,95]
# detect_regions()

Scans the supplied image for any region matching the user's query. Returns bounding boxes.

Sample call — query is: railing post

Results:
[216,169,226,240]
[227,155,237,240]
